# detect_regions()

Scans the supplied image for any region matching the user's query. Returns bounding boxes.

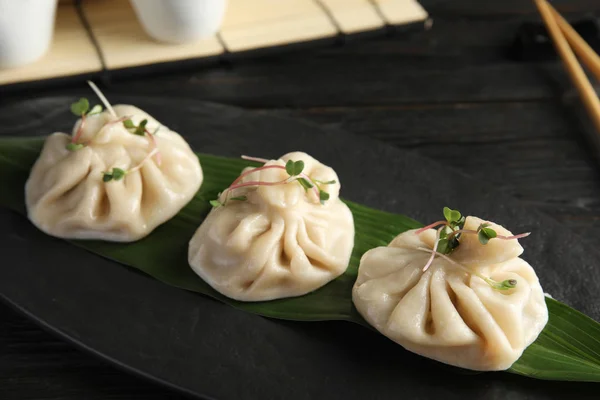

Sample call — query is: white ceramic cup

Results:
[129,0,227,44]
[0,0,58,69]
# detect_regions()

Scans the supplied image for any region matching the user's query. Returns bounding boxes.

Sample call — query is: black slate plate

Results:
[0,95,598,400]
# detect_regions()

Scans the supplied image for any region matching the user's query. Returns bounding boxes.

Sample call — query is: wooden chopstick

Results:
[533,0,600,132]
[548,3,600,81]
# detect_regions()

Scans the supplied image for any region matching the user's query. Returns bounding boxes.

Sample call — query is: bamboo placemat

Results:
[0,0,428,88]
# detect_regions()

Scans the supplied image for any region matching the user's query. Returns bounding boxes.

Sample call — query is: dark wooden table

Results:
[2,0,600,398]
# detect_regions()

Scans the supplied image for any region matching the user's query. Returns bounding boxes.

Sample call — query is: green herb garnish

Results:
[211,156,335,208]
[66,98,103,151]
[123,119,136,129]
[70,98,89,116]
[101,147,160,184]
[285,160,305,176]
[102,168,126,182]
[319,190,330,205]
[123,118,149,136]
[65,143,85,152]
[477,222,498,245]
[417,207,531,291]
[70,98,103,117]
[210,195,247,209]
[209,200,222,208]
[486,278,518,291]
[297,177,314,190]
[443,206,463,224]
[314,179,337,185]
[433,207,465,255]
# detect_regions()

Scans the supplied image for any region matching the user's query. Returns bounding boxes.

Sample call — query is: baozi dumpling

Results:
[352,215,548,371]
[188,152,354,301]
[25,104,203,241]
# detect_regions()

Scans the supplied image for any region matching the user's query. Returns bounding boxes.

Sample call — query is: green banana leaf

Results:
[1,136,600,382]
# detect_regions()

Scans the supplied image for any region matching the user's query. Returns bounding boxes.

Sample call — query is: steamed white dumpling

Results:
[25,105,203,241]
[188,152,354,301]
[352,216,548,371]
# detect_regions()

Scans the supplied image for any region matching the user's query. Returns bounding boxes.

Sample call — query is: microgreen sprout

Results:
[417,207,465,262]
[443,206,463,224]
[65,143,85,152]
[210,155,336,208]
[65,81,118,152]
[477,223,497,245]
[416,207,531,291]
[87,80,116,117]
[123,118,148,136]
[444,223,530,245]
[70,97,103,117]
[66,97,104,151]
[122,118,161,166]
[416,247,518,292]
[102,167,126,182]
[485,278,518,291]
[70,98,89,116]
[241,155,270,163]
[298,178,314,190]
[315,179,337,185]
[319,190,330,205]
[210,195,248,208]
[65,81,162,168]
[285,160,305,176]
[101,149,159,183]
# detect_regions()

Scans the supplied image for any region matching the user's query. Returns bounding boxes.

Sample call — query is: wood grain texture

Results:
[373,0,429,24]
[2,0,600,399]
[220,0,338,51]
[277,101,600,238]
[320,0,384,34]
[0,0,428,85]
[422,0,600,16]
[98,55,551,107]
[0,305,185,400]
[97,16,586,107]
